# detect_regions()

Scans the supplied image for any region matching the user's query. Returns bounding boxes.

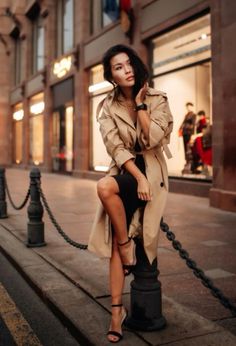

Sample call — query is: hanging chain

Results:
[160,220,236,316]
[4,177,30,210]
[35,179,88,250]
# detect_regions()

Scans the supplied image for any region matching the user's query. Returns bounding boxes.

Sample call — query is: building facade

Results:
[0,0,235,212]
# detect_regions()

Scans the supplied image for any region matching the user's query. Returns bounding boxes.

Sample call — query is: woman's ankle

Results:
[117,237,130,246]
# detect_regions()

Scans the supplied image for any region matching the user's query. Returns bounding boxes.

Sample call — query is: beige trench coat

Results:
[88,87,173,264]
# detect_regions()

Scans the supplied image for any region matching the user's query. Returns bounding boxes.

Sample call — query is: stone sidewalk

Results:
[0,168,236,345]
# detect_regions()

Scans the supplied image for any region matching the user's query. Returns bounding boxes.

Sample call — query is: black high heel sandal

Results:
[107,304,127,343]
[118,237,137,276]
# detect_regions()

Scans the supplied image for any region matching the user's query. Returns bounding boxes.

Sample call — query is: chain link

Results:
[36,179,88,250]
[4,177,30,210]
[160,220,236,316]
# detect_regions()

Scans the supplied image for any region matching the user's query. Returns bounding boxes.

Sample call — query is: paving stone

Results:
[162,331,236,346]
[201,240,228,247]
[204,268,235,279]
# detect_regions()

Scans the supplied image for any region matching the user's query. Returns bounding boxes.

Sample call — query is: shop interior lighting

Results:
[94,165,109,172]
[34,160,40,165]
[30,101,45,115]
[15,159,21,164]
[200,33,208,40]
[174,32,210,49]
[13,109,24,121]
[88,81,111,93]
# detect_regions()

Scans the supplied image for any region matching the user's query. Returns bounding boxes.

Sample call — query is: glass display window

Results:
[29,93,45,165]
[152,14,212,179]
[12,103,24,164]
[89,64,113,172]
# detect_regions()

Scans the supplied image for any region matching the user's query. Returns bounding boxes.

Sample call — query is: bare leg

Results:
[97,177,133,342]
[97,177,136,267]
[107,237,126,342]
[97,177,128,244]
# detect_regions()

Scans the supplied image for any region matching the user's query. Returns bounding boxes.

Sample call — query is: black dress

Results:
[112,139,147,230]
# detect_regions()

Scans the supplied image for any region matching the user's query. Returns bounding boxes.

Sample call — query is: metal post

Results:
[27,168,46,247]
[0,168,8,219]
[125,238,166,331]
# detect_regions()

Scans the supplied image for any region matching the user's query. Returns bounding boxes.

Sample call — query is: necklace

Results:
[123,99,136,110]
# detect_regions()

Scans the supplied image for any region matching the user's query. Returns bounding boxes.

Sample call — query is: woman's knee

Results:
[97,177,118,200]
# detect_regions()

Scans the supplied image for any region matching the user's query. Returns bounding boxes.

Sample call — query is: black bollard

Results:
[0,168,8,219]
[125,238,166,331]
[27,168,46,247]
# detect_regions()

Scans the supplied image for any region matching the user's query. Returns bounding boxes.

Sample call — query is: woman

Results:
[88,44,173,343]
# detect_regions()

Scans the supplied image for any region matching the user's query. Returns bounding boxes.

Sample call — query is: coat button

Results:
[160,182,164,187]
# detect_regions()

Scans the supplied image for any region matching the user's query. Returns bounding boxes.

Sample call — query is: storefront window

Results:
[29,93,44,165]
[89,64,112,171]
[12,103,24,164]
[152,14,212,179]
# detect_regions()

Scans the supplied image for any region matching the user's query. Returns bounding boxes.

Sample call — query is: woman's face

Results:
[110,52,135,88]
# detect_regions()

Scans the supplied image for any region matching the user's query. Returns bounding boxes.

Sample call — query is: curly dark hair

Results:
[102,44,149,99]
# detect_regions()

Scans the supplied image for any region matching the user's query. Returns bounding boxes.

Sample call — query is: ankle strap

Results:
[111,304,122,307]
[118,237,131,246]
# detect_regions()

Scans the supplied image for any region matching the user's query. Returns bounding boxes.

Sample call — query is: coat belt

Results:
[131,144,172,159]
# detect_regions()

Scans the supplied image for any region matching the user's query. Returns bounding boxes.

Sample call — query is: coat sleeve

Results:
[98,100,135,169]
[140,94,173,149]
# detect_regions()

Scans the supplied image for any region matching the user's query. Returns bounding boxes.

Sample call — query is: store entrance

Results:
[52,105,73,173]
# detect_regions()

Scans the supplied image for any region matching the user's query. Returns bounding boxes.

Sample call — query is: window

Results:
[57,0,74,56]
[12,103,24,164]
[90,0,120,34]
[10,26,23,86]
[152,14,212,179]
[102,0,120,27]
[14,38,22,85]
[89,64,112,171]
[32,16,45,73]
[29,93,45,165]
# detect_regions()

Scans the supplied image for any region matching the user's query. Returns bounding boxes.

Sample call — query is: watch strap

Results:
[135,103,147,111]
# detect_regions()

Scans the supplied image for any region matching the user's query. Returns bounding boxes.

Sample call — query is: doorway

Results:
[52,105,73,173]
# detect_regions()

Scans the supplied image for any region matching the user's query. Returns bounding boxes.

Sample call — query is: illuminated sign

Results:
[53,56,72,78]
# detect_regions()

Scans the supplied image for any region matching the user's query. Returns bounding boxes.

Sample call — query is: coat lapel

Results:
[107,91,136,130]
[112,105,136,130]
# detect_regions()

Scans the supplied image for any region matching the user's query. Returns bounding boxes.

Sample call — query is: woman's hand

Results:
[137,175,152,201]
[135,82,148,105]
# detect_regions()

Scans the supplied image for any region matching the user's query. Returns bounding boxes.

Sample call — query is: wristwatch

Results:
[135,103,147,111]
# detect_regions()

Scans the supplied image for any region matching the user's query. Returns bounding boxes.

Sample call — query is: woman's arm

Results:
[137,89,173,150]
[98,100,135,168]
[123,159,152,201]
[135,84,151,141]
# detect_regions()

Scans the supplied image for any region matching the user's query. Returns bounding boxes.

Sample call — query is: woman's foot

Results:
[118,238,136,276]
[107,304,127,343]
